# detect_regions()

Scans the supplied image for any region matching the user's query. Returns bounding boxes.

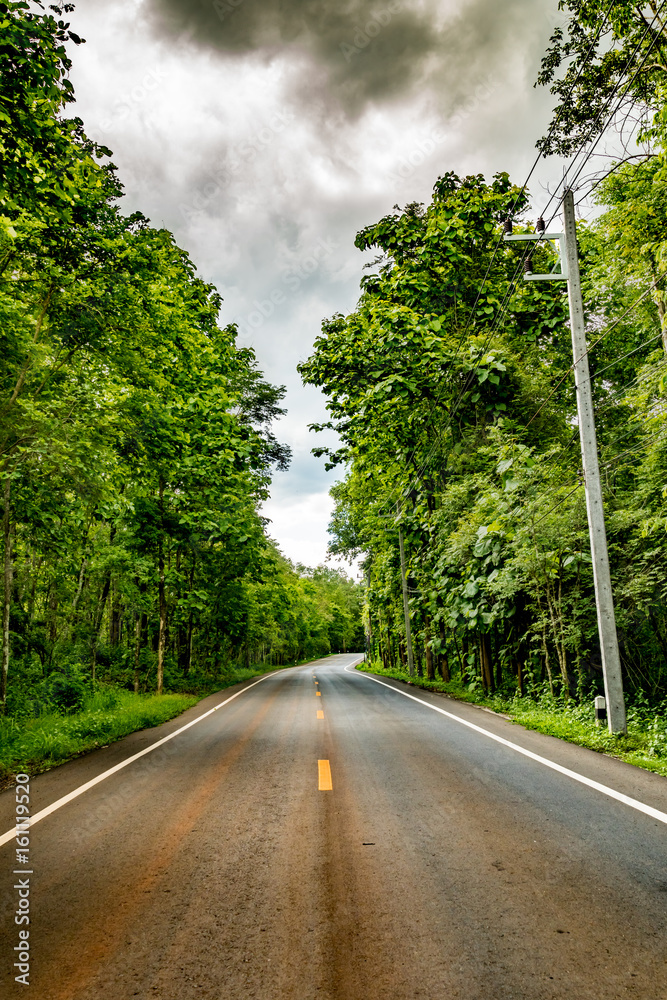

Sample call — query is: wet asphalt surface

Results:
[0,653,666,999]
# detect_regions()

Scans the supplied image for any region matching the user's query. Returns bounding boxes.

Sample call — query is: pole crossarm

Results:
[503,232,568,280]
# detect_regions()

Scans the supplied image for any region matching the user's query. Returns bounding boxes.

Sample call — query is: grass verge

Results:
[0,689,199,789]
[356,662,667,778]
[0,658,326,790]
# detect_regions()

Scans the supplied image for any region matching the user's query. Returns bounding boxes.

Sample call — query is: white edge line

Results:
[0,670,283,849]
[346,666,667,827]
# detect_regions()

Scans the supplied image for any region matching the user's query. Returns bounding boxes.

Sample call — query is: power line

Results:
[482,425,666,534]
[374,2,622,518]
[603,428,667,470]
[371,2,667,525]
[558,8,667,196]
[588,331,663,381]
[595,354,667,414]
[444,2,618,363]
[525,292,664,430]
[531,482,584,527]
[405,2,667,498]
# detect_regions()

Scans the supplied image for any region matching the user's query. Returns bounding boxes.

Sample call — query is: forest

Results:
[300,2,667,710]
[0,1,363,723]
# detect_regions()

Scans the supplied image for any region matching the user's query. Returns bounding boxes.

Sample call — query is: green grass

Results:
[0,688,201,787]
[0,657,335,788]
[356,662,667,777]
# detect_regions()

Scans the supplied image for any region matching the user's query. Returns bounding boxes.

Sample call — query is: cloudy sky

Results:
[66,0,568,571]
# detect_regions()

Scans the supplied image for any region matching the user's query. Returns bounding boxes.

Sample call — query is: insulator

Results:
[503,217,513,236]
[536,216,546,233]
[524,256,533,274]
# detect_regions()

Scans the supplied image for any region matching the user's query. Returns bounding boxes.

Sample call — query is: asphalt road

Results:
[1,653,667,999]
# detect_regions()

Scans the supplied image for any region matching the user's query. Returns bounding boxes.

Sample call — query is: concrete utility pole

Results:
[562,191,626,734]
[504,189,627,733]
[397,505,415,677]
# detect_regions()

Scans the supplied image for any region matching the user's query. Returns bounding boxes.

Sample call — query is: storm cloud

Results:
[141,0,553,118]
[68,0,564,565]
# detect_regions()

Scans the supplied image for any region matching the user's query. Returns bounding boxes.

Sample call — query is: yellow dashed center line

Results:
[318,760,333,791]
[317,710,324,719]
[316,691,321,696]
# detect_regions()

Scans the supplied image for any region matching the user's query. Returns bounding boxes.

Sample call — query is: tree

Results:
[536,1,667,156]
[0,1,364,714]
[303,164,667,705]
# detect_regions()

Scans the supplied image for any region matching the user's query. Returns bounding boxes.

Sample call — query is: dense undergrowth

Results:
[357,663,667,777]
[0,667,273,788]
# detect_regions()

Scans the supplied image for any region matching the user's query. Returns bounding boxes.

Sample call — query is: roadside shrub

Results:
[47,674,86,713]
[647,715,667,758]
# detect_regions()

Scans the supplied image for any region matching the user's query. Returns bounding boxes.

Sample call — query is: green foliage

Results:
[0,689,198,786]
[0,2,364,722]
[536,1,667,156]
[356,663,667,776]
[302,155,667,718]
[46,673,86,713]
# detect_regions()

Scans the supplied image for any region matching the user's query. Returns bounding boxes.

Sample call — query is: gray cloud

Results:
[142,0,433,113]
[140,0,550,118]
[67,0,563,565]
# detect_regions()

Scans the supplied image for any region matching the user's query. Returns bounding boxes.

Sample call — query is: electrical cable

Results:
[525,295,665,431]
[587,331,663,381]
[595,354,667,414]
[603,428,667,469]
[530,483,584,527]
[369,0,621,518]
[401,3,667,505]
[364,2,667,528]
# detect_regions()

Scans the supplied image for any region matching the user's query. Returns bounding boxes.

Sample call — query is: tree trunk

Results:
[516,658,524,697]
[541,622,554,696]
[47,587,58,647]
[71,557,87,640]
[425,619,435,680]
[133,612,142,693]
[109,582,121,646]
[438,620,450,681]
[480,632,494,692]
[398,640,406,668]
[185,616,194,677]
[452,629,464,681]
[494,630,503,689]
[157,481,167,696]
[1,477,11,711]
[545,577,569,697]
[90,526,115,681]
[11,523,19,607]
[91,576,110,685]
[28,551,38,623]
